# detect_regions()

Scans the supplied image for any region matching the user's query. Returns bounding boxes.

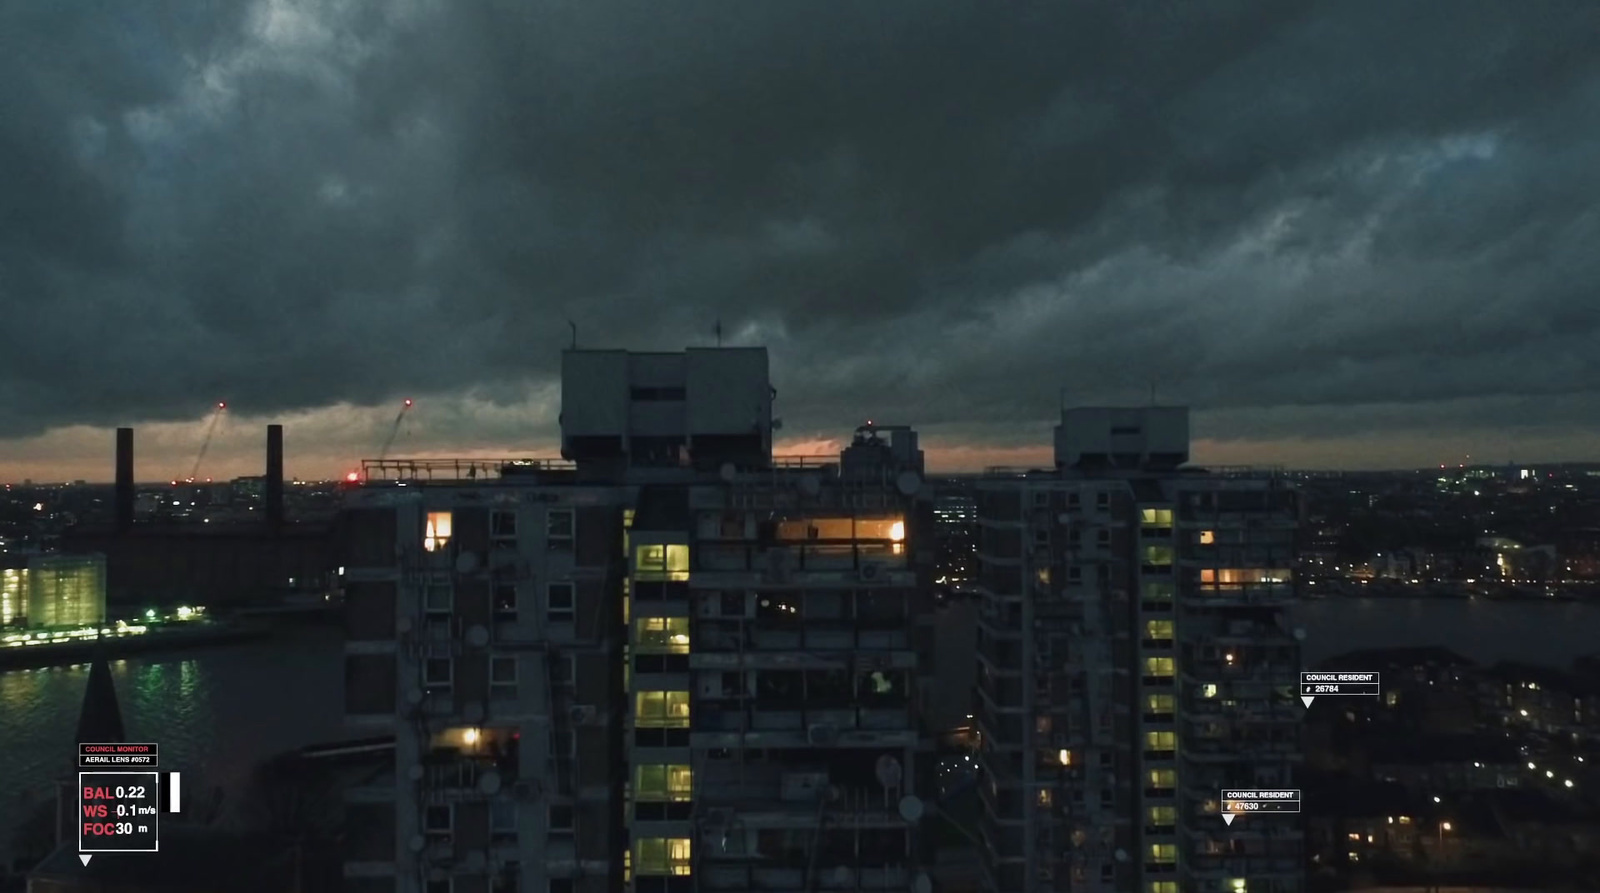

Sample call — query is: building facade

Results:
[339,349,938,893]
[973,408,1303,893]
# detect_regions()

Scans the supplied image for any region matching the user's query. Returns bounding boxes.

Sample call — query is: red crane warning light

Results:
[345,471,360,483]
[403,398,413,408]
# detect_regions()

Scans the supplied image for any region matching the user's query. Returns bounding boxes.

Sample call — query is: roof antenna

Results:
[1149,379,1158,406]
[714,318,723,347]
[568,319,578,349]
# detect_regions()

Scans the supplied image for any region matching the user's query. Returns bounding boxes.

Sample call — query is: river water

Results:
[3,599,1598,864]
[0,624,345,864]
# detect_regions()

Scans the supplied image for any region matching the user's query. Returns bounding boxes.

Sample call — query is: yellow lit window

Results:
[636,765,693,802]
[1036,567,1051,585]
[1148,806,1177,826]
[635,544,690,581]
[623,848,632,883]
[1057,749,1074,766]
[622,645,631,691]
[1144,657,1175,677]
[636,617,690,653]
[1228,881,1247,893]
[1200,684,1218,699]
[1037,789,1053,807]
[424,512,452,552]
[1149,843,1176,864]
[636,691,690,728]
[1149,883,1179,893]
[636,837,692,876]
[1199,530,1215,545]
[622,591,631,625]
[1140,508,1174,527]
[1148,769,1176,789]
[1144,731,1175,750]
[1146,694,1175,714]
[1142,545,1174,566]
[1145,620,1174,640]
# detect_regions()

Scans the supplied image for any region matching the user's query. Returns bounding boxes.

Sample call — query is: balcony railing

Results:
[360,458,575,483]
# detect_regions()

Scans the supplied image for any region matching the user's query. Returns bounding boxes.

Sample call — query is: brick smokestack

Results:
[266,425,284,532]
[115,428,134,532]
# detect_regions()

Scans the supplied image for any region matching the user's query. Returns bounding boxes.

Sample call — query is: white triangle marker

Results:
[79,854,92,866]
[1301,696,1315,708]
[1222,813,1236,826]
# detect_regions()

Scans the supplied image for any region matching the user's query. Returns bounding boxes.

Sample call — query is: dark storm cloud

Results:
[2,0,1600,450]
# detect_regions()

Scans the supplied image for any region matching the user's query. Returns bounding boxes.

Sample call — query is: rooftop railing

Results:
[359,458,576,483]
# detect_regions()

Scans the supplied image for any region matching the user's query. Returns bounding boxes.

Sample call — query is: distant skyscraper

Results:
[340,348,937,893]
[973,407,1303,893]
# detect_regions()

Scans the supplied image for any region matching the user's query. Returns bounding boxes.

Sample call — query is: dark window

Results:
[494,578,517,617]
[492,510,517,539]
[424,805,452,834]
[548,583,575,623]
[630,387,687,401]
[424,658,452,688]
[549,805,574,834]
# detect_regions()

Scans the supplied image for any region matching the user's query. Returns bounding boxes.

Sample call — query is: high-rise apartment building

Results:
[339,348,937,893]
[972,407,1303,893]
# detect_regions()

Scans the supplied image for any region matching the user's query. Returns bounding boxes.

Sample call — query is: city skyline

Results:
[5,2,1600,479]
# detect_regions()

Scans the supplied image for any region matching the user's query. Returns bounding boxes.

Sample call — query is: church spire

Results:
[75,648,125,745]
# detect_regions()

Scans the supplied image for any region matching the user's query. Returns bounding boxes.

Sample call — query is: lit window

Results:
[1228,881,1247,893]
[1149,843,1176,864]
[1148,769,1176,789]
[636,765,694,802]
[1147,806,1177,826]
[1145,620,1174,640]
[1199,568,1292,587]
[1139,508,1174,527]
[1144,731,1175,750]
[1057,749,1073,766]
[636,617,690,653]
[1149,883,1179,893]
[1199,530,1215,545]
[1144,657,1175,677]
[1201,683,1218,698]
[1146,694,1175,714]
[424,512,452,552]
[1037,789,1053,807]
[635,544,691,581]
[635,838,692,876]
[636,691,691,728]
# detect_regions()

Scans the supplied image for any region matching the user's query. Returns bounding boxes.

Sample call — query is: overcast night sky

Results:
[3,1,1600,482]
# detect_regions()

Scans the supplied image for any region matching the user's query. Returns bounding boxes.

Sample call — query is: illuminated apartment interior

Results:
[973,407,1304,893]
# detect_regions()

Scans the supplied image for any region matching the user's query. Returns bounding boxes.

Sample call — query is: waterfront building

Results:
[972,407,1304,893]
[0,553,107,629]
[339,348,937,893]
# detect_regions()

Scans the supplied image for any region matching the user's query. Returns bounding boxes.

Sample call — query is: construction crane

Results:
[378,399,413,461]
[186,402,227,482]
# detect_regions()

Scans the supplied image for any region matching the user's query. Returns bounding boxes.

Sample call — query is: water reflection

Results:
[0,626,343,862]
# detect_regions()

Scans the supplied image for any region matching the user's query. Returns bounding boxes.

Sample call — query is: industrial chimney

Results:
[266,425,284,533]
[114,428,134,532]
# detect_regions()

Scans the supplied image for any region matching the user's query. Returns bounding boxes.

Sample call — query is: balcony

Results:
[691,706,916,748]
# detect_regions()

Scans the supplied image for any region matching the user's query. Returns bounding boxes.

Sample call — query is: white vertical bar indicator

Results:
[169,771,180,813]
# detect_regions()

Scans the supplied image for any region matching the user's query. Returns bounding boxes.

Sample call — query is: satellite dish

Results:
[898,795,925,823]
[463,702,484,723]
[914,873,933,893]
[407,764,424,781]
[464,851,486,872]
[396,617,412,633]
[719,462,737,482]
[479,770,502,795]
[1293,627,1308,641]
[455,551,480,574]
[408,835,425,853]
[1057,513,1072,525]
[1114,848,1129,862]
[406,687,424,705]
[875,755,903,789]
[800,475,821,496]
[466,625,489,647]
[895,471,921,496]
